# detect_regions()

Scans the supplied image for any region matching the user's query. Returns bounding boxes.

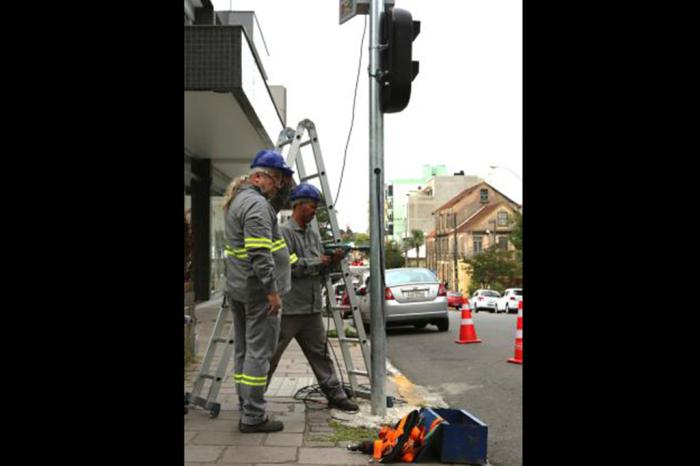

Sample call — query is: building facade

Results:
[386,164,448,242]
[406,172,482,237]
[426,181,521,293]
[184,1,287,302]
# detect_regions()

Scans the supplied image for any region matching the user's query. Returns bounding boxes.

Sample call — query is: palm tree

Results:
[402,237,414,264]
[409,229,424,267]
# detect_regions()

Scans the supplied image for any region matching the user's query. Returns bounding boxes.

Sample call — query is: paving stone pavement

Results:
[184,296,465,465]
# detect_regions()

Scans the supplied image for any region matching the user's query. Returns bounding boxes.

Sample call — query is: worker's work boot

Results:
[239,418,284,433]
[328,398,359,412]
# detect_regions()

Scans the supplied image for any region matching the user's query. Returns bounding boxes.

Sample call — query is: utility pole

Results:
[489,219,497,249]
[369,0,387,417]
[435,215,441,280]
[452,213,459,292]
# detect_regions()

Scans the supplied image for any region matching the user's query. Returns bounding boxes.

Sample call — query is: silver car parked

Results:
[357,268,449,332]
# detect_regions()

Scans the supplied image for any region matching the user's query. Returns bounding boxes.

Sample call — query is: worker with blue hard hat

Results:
[290,183,322,203]
[221,148,296,433]
[250,149,295,177]
[267,183,359,412]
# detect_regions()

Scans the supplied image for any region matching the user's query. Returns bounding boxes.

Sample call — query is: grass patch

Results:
[326,326,359,338]
[328,420,379,443]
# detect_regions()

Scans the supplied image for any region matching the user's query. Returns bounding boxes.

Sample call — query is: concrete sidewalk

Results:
[184,296,450,466]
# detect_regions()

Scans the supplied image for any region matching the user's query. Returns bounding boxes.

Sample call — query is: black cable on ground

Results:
[292,288,358,414]
[293,382,361,414]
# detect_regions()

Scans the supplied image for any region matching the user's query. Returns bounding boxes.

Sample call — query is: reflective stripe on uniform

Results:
[244,237,273,249]
[271,239,287,252]
[224,246,248,259]
[233,373,267,383]
[289,253,298,264]
[240,379,267,387]
[239,374,267,387]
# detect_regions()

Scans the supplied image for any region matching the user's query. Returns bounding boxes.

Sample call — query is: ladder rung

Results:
[300,139,312,147]
[330,305,351,311]
[199,374,215,380]
[300,173,320,182]
[339,337,363,344]
[347,369,369,377]
[211,337,231,344]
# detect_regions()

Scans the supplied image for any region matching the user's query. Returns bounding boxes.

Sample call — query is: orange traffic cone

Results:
[455,303,482,344]
[507,300,523,364]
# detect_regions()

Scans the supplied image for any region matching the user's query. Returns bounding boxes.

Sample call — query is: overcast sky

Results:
[211,0,522,233]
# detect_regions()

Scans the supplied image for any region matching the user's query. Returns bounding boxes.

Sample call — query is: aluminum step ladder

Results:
[275,118,372,400]
[185,295,234,418]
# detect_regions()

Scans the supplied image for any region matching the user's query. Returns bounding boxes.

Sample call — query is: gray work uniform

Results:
[268,217,348,402]
[224,184,292,425]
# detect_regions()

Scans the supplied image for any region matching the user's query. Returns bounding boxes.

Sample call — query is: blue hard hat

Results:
[250,149,294,176]
[290,183,321,203]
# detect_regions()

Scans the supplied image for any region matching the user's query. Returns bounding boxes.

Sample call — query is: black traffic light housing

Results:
[379,8,420,113]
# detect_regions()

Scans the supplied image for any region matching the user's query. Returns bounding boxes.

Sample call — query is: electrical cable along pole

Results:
[341,0,420,417]
[368,0,387,417]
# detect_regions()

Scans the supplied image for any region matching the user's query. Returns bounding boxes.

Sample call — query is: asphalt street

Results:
[386,310,522,466]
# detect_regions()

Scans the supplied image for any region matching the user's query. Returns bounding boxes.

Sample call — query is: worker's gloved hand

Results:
[320,254,332,267]
[266,292,282,316]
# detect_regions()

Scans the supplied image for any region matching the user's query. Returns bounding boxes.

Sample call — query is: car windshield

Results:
[482,291,500,297]
[513,290,523,296]
[385,269,438,287]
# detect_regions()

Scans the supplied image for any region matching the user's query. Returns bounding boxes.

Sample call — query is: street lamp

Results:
[489,165,522,182]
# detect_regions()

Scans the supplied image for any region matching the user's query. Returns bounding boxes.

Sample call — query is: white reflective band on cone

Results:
[516,329,523,339]
[461,319,473,325]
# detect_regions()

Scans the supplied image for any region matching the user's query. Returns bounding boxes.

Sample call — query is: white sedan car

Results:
[496,288,523,313]
[469,289,501,313]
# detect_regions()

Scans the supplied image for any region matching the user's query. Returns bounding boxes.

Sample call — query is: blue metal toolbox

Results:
[416,407,488,464]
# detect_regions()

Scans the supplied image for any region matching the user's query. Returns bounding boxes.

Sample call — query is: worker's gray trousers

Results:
[228,293,281,425]
[268,312,348,402]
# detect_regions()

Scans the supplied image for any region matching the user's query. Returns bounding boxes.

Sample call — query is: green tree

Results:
[384,240,406,269]
[401,236,413,253]
[509,211,523,259]
[463,247,520,295]
[409,230,424,267]
[315,195,334,242]
[402,230,424,267]
[341,226,354,243]
[354,232,370,246]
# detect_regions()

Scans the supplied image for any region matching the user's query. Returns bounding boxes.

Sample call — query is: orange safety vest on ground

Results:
[372,410,443,463]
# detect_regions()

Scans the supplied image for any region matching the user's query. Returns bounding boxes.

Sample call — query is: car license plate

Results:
[404,290,426,298]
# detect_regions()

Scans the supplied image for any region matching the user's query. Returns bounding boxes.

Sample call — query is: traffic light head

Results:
[379,8,420,113]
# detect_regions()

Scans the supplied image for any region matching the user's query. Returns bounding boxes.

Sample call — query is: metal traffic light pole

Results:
[369,0,387,417]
